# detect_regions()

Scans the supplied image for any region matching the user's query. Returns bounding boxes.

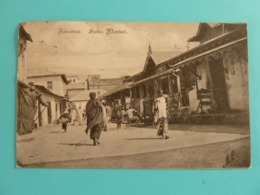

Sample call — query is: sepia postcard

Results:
[17,21,250,169]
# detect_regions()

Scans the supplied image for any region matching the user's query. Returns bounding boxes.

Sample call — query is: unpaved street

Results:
[17,123,250,168]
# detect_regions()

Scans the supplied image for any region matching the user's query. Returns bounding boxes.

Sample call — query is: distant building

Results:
[67,75,80,83]
[66,82,87,99]
[70,89,107,109]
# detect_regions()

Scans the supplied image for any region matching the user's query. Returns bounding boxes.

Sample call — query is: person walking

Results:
[58,108,71,133]
[114,102,123,129]
[154,90,169,139]
[69,103,77,125]
[85,92,105,146]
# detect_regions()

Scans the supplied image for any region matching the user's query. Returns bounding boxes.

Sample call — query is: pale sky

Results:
[23,21,199,80]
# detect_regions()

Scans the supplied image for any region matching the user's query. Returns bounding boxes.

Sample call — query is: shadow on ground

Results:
[126,137,163,140]
[17,138,35,143]
[59,143,94,147]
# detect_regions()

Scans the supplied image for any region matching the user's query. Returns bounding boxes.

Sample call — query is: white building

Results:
[27,71,70,126]
[27,71,70,96]
[67,75,80,83]
[34,85,68,126]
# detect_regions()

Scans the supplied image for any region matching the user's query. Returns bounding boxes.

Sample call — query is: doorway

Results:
[208,56,229,112]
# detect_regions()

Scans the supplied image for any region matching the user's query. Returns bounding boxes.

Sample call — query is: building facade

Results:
[26,73,70,126]
[17,24,33,82]
[66,82,87,99]
[102,23,249,124]
[34,85,67,126]
[27,73,70,96]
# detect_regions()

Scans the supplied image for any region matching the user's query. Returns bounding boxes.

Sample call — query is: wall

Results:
[27,75,66,96]
[67,89,85,98]
[36,92,61,126]
[223,49,249,111]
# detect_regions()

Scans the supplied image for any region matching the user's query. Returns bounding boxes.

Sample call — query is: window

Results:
[47,81,53,90]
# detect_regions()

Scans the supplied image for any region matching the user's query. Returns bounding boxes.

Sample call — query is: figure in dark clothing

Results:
[17,84,48,135]
[85,92,105,146]
[114,102,123,129]
[58,108,70,132]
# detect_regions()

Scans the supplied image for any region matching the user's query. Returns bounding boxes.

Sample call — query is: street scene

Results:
[17,22,250,168]
[17,123,250,168]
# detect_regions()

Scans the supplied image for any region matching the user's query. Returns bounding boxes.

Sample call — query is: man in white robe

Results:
[154,90,169,139]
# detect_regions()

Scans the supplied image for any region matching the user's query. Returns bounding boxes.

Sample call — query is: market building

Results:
[101,23,249,124]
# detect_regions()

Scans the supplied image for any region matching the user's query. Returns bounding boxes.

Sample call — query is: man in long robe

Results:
[154,90,169,139]
[85,92,105,145]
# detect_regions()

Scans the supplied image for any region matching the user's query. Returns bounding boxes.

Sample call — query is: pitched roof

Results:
[34,85,66,99]
[166,27,247,67]
[18,80,65,99]
[188,23,244,42]
[125,51,181,82]
[99,82,132,98]
[188,23,214,42]
[150,51,182,65]
[169,37,247,69]
[70,89,107,102]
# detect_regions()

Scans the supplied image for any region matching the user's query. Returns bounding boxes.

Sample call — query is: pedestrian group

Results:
[58,90,170,146]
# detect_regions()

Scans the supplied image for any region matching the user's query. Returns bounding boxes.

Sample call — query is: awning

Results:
[34,85,68,100]
[99,82,133,98]
[169,37,247,69]
[131,69,179,87]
